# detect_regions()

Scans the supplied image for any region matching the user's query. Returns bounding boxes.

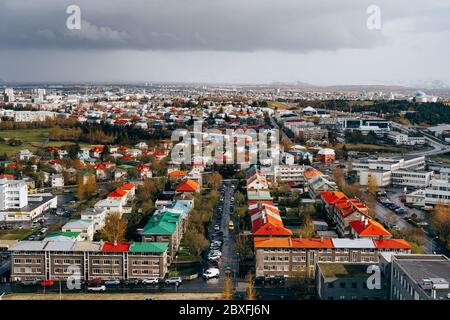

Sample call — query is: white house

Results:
[62,219,95,241]
[50,174,64,188]
[80,207,107,231]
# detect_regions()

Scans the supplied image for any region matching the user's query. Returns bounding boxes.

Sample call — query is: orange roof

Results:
[253,223,293,237]
[176,179,199,192]
[373,238,412,249]
[254,237,334,249]
[349,219,391,237]
[168,170,187,177]
[304,168,322,180]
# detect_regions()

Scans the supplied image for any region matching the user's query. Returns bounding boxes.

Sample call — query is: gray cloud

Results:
[0,0,402,52]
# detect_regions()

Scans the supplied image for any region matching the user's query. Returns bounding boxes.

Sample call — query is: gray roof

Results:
[62,219,94,230]
[331,238,376,249]
[9,241,46,251]
[72,241,103,252]
[42,241,75,251]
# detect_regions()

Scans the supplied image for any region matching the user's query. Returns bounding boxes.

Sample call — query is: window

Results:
[351,282,357,289]
[340,282,346,289]
[328,283,334,289]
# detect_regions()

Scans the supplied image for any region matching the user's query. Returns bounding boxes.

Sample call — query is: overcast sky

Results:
[0,0,449,86]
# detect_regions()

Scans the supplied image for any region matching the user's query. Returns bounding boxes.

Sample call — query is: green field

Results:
[0,228,36,240]
[0,128,90,156]
[430,152,450,164]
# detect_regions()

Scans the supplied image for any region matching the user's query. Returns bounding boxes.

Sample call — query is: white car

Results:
[165,277,182,285]
[87,285,106,292]
[209,250,222,256]
[214,225,220,231]
[142,278,159,285]
[203,268,220,280]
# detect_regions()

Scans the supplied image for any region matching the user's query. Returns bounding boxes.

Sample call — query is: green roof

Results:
[47,231,81,238]
[118,164,135,169]
[141,212,181,235]
[129,242,168,253]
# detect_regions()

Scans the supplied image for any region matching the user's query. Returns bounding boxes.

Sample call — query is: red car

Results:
[87,278,103,286]
[40,280,54,287]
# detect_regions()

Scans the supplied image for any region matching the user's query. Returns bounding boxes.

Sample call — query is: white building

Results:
[0,179,28,210]
[353,156,426,187]
[62,219,95,241]
[274,165,305,183]
[391,170,433,188]
[50,174,64,188]
[406,179,450,207]
[80,207,107,231]
[387,132,426,146]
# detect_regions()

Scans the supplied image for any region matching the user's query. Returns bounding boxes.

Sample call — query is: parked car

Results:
[269,275,286,285]
[87,278,103,286]
[104,279,121,285]
[165,277,182,285]
[40,280,54,287]
[87,285,106,292]
[124,279,140,285]
[254,276,266,286]
[142,277,159,285]
[203,268,220,280]
[214,224,220,231]
[21,279,39,286]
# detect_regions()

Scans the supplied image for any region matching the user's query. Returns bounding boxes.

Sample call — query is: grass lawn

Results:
[0,128,90,156]
[3,292,222,300]
[0,228,37,240]
[430,152,450,164]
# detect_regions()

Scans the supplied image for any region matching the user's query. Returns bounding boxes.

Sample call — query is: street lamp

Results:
[431,236,439,254]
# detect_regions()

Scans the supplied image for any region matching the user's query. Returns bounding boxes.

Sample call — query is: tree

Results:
[86,172,97,195]
[76,175,86,200]
[364,175,378,217]
[100,212,127,245]
[245,272,256,300]
[234,191,246,206]
[332,166,345,189]
[184,228,209,256]
[210,172,223,190]
[430,203,450,247]
[223,273,234,300]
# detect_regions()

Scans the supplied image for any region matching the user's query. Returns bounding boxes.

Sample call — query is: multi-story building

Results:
[254,237,411,278]
[352,156,426,187]
[316,263,389,300]
[341,119,391,134]
[406,179,450,207]
[0,178,28,210]
[388,254,450,300]
[391,170,433,188]
[9,240,169,281]
[273,165,305,183]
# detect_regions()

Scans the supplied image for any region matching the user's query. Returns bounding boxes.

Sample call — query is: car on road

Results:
[40,280,54,287]
[214,224,220,231]
[142,277,159,285]
[208,254,221,261]
[254,276,266,286]
[87,285,106,292]
[104,279,121,285]
[417,221,429,227]
[165,277,182,285]
[391,224,401,230]
[268,275,286,285]
[203,268,220,280]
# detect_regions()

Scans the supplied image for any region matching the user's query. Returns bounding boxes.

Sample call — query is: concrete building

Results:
[406,179,450,207]
[389,254,450,300]
[316,263,389,300]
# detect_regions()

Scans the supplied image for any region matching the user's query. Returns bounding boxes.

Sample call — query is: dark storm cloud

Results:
[0,0,390,52]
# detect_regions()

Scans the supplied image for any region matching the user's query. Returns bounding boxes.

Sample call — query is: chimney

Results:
[364,218,369,227]
[360,215,365,222]
[320,236,324,242]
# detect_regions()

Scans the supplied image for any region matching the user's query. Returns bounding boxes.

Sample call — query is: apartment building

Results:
[406,179,450,207]
[254,237,411,278]
[0,178,28,210]
[389,254,450,300]
[321,191,371,237]
[9,240,169,282]
[273,165,305,183]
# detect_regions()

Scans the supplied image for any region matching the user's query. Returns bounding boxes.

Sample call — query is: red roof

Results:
[108,189,127,198]
[101,242,130,252]
[118,183,135,191]
[373,239,412,249]
[0,174,14,180]
[349,219,391,237]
